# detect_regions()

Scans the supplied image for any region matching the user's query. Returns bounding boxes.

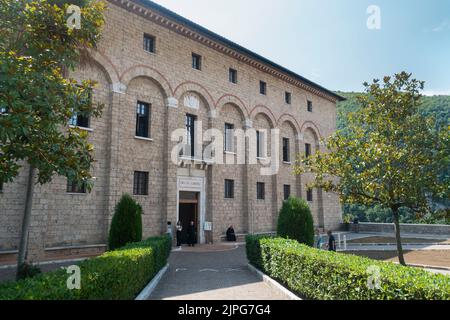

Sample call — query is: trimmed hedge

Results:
[0,236,171,300]
[277,197,314,246]
[246,235,450,300]
[108,194,143,250]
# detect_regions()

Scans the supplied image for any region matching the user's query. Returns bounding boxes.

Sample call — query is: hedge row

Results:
[0,235,171,300]
[246,235,450,300]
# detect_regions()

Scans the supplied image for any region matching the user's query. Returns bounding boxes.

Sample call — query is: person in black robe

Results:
[226,225,236,242]
[187,221,196,247]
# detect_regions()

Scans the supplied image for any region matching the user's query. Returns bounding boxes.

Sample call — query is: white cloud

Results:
[422,89,450,96]
[432,19,450,32]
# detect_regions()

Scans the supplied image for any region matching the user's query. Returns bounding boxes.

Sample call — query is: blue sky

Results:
[151,0,450,95]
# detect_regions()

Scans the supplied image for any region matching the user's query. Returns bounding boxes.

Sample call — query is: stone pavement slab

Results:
[149,244,289,300]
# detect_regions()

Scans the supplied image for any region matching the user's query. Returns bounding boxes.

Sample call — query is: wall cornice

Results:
[109,0,341,104]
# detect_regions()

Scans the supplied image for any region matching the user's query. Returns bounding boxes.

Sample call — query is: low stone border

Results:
[135,264,169,300]
[247,263,301,300]
[346,243,449,246]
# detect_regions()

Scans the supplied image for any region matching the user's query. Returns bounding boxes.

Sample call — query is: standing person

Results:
[176,221,183,247]
[353,216,360,233]
[187,220,196,247]
[166,221,172,239]
[327,230,336,252]
[314,229,324,249]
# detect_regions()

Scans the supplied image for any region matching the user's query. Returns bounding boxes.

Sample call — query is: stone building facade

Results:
[0,0,344,262]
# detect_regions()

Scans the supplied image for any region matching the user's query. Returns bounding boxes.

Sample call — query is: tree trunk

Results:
[16,165,36,279]
[392,208,406,266]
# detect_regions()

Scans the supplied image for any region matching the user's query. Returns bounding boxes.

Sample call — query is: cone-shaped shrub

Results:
[277,197,314,246]
[108,194,143,250]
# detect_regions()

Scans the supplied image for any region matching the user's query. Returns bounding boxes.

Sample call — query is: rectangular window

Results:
[224,123,234,152]
[229,68,237,84]
[259,81,267,95]
[257,182,265,200]
[283,138,290,162]
[69,113,90,128]
[192,53,202,70]
[69,87,92,128]
[307,188,313,202]
[185,114,197,158]
[285,92,291,104]
[256,130,265,158]
[133,171,149,196]
[136,101,151,138]
[307,100,313,112]
[143,34,155,53]
[224,179,234,199]
[283,185,291,200]
[67,179,87,194]
[305,143,312,158]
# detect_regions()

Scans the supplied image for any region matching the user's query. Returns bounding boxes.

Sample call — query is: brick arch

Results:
[277,114,301,135]
[300,121,323,141]
[120,65,173,98]
[85,49,120,85]
[215,94,249,119]
[174,81,215,111]
[249,105,277,128]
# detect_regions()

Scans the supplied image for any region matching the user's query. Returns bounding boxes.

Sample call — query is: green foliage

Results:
[245,234,274,270]
[342,214,353,224]
[0,236,171,300]
[277,197,314,246]
[246,237,450,300]
[0,0,105,186]
[108,194,143,251]
[343,204,450,225]
[17,262,42,280]
[336,91,450,132]
[296,72,449,214]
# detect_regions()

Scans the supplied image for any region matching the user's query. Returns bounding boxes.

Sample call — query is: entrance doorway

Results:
[178,191,199,244]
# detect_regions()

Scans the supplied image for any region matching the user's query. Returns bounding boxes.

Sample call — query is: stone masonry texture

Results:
[0,0,342,261]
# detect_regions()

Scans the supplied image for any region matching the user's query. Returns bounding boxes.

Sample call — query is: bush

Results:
[0,236,171,300]
[246,236,450,300]
[108,194,143,250]
[277,197,314,246]
[17,262,42,280]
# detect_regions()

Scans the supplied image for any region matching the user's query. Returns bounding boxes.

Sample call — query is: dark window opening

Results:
[185,114,197,158]
[192,53,202,70]
[259,81,267,95]
[143,34,155,53]
[133,171,149,195]
[67,179,87,194]
[283,138,290,162]
[257,182,265,200]
[307,188,313,202]
[225,179,234,199]
[305,143,312,158]
[283,185,291,200]
[224,123,234,152]
[307,100,313,112]
[229,68,237,84]
[285,92,291,104]
[136,101,151,138]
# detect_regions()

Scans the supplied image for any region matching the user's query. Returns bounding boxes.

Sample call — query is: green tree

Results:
[108,195,143,251]
[295,72,449,265]
[277,197,314,246]
[0,0,105,278]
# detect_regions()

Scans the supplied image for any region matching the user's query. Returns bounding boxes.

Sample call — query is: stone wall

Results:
[357,223,450,236]
[0,0,343,261]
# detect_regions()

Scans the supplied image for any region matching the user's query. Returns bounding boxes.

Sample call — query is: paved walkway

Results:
[149,244,288,300]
